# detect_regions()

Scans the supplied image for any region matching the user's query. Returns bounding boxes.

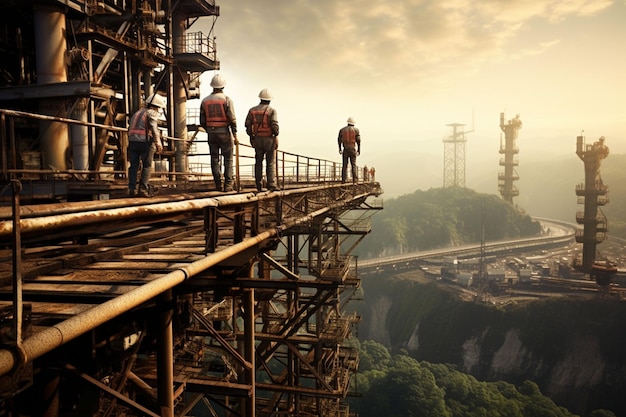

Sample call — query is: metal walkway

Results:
[0,181,382,417]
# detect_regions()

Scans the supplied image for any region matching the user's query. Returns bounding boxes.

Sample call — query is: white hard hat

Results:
[146,94,166,109]
[347,117,355,125]
[210,74,226,88]
[259,88,272,101]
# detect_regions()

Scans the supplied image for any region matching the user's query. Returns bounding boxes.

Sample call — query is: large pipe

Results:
[0,228,276,376]
[172,9,189,174]
[157,291,174,417]
[0,186,367,376]
[0,184,365,235]
[70,98,90,174]
[34,4,69,172]
[0,195,231,237]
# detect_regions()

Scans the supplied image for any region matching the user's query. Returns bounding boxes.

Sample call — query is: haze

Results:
[194,0,626,200]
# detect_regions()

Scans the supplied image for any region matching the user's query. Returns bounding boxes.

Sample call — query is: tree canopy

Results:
[358,187,541,258]
[349,340,615,417]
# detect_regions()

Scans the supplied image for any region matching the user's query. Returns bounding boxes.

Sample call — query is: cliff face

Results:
[357,274,626,416]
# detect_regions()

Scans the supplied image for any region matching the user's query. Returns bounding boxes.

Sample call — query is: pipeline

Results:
[0,183,369,235]
[0,186,368,376]
[0,228,276,376]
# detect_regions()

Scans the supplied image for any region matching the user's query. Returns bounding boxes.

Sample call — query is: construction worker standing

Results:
[338,117,361,183]
[200,73,238,192]
[127,93,165,197]
[245,88,280,192]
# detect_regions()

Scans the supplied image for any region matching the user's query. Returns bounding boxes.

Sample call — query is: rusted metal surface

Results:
[0,181,382,416]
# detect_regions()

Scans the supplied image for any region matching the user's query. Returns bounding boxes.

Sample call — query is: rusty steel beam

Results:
[0,190,360,376]
[0,228,276,376]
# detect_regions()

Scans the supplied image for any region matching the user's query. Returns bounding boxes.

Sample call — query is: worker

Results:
[200,73,238,192]
[245,88,280,192]
[338,117,361,183]
[127,93,165,197]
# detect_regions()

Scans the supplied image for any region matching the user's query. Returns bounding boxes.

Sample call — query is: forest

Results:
[347,340,616,417]
[356,186,541,258]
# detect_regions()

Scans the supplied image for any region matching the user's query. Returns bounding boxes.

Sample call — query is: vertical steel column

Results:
[157,290,174,417]
[38,370,60,417]
[205,206,218,253]
[11,180,22,343]
[243,288,256,417]
[1,114,6,174]
[234,205,245,243]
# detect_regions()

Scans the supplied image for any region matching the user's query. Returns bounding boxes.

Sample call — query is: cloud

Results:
[217,0,613,95]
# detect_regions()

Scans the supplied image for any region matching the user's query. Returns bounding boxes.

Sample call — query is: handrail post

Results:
[11,180,23,345]
[296,155,300,185]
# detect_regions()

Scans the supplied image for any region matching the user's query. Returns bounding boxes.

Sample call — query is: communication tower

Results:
[443,123,472,188]
[574,135,609,273]
[498,113,522,203]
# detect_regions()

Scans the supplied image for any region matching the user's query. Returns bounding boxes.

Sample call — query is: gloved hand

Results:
[274,137,279,150]
[250,137,255,147]
[357,151,360,156]
[339,149,342,155]
[233,134,239,145]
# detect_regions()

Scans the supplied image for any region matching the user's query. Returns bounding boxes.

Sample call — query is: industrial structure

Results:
[0,0,220,197]
[442,123,472,188]
[498,113,522,204]
[0,1,383,416]
[574,135,615,285]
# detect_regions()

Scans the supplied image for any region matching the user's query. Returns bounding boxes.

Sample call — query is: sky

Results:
[192,0,626,199]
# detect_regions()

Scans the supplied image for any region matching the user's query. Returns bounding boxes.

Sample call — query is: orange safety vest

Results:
[249,107,273,136]
[202,98,229,127]
[128,109,149,139]
[341,127,357,147]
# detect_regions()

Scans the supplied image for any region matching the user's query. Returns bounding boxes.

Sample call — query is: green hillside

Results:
[358,187,541,258]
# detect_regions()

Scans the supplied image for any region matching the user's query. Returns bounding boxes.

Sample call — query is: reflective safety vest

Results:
[202,98,229,127]
[128,109,149,140]
[341,127,357,147]
[249,107,272,136]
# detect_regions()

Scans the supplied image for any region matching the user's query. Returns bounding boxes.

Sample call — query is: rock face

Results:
[357,276,626,416]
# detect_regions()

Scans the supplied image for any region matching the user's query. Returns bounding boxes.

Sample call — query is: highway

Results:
[359,218,577,275]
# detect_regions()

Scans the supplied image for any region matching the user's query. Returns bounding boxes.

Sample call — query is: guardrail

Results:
[0,108,376,192]
[359,219,577,274]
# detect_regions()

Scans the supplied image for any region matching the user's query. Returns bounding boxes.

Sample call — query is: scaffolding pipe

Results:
[0,228,277,377]
[0,184,365,236]
[0,182,371,378]
[157,290,174,417]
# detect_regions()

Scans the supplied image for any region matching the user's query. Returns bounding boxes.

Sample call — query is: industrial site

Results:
[0,1,621,417]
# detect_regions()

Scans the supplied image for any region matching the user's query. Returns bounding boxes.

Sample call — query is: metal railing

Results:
[0,108,376,195]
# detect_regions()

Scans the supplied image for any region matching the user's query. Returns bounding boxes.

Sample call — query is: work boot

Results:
[138,189,151,198]
[126,189,136,197]
[224,184,234,192]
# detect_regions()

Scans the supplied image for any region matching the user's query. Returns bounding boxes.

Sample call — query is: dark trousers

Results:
[254,137,277,190]
[341,147,358,183]
[208,131,233,190]
[128,140,155,192]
